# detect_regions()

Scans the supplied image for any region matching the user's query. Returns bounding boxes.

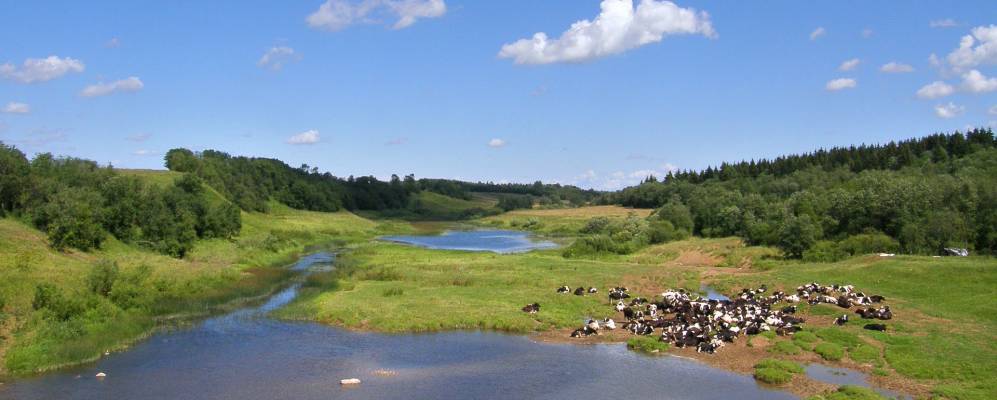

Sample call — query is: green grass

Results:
[769,340,802,355]
[753,358,804,384]
[479,206,653,236]
[277,240,691,333]
[806,385,888,400]
[363,191,501,221]
[814,342,845,361]
[627,336,670,354]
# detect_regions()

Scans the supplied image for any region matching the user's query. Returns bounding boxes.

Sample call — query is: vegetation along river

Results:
[1,232,800,400]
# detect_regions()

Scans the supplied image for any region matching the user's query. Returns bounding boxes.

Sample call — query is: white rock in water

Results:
[95,372,107,378]
[340,378,361,385]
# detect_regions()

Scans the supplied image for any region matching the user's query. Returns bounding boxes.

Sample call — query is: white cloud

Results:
[0,56,85,83]
[132,149,151,156]
[577,163,678,190]
[258,46,299,70]
[989,105,997,116]
[934,102,965,119]
[306,0,446,32]
[810,27,826,40]
[80,77,144,97]
[2,102,30,114]
[946,25,997,71]
[961,69,997,93]
[287,129,321,145]
[126,132,151,142]
[825,78,856,91]
[930,19,958,28]
[488,138,506,148]
[838,58,860,71]
[105,37,121,48]
[861,28,873,38]
[498,0,716,65]
[880,62,914,73]
[916,81,954,99]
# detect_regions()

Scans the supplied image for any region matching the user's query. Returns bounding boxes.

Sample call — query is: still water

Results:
[0,248,799,400]
[381,229,558,253]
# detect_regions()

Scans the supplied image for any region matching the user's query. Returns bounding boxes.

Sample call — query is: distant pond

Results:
[381,229,558,253]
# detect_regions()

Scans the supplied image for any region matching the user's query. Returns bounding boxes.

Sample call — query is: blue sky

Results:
[1,1,995,190]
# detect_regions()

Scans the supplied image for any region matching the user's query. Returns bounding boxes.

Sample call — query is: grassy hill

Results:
[0,170,401,375]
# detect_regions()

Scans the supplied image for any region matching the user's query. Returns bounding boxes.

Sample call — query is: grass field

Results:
[0,171,398,375]
[479,205,653,235]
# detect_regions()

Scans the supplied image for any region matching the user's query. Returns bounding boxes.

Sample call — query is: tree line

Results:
[1,144,241,257]
[605,129,997,257]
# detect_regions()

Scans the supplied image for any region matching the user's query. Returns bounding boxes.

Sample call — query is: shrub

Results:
[647,220,689,244]
[87,259,120,297]
[654,201,694,232]
[581,217,611,234]
[838,232,899,256]
[778,215,822,258]
[803,240,847,262]
[814,342,845,361]
[627,337,669,354]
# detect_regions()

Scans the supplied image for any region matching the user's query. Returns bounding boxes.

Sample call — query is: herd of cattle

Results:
[524,282,893,354]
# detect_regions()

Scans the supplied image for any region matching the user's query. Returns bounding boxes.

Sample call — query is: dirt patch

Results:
[670,250,723,268]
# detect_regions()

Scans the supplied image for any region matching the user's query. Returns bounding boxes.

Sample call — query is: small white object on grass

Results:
[340,378,361,385]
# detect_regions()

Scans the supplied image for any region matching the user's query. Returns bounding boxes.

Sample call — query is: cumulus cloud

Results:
[578,163,678,190]
[961,69,997,93]
[810,27,826,40]
[916,81,954,99]
[930,19,958,28]
[838,58,860,71]
[306,0,446,31]
[989,105,997,116]
[2,102,30,114]
[258,46,300,70]
[934,102,965,119]
[80,77,144,97]
[880,62,914,73]
[498,0,716,65]
[105,37,121,48]
[825,78,856,91]
[0,56,85,83]
[287,129,321,145]
[946,25,997,71]
[488,138,506,148]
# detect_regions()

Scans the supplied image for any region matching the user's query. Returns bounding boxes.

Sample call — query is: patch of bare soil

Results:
[669,250,723,268]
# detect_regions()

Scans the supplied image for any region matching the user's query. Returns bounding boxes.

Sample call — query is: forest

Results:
[1,145,240,258]
[602,129,996,258]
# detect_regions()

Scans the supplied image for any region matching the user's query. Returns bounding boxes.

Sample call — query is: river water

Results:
[0,232,800,400]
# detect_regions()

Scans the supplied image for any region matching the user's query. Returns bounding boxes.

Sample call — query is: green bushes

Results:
[803,240,847,262]
[627,336,670,354]
[565,213,689,257]
[754,358,804,384]
[87,259,120,297]
[814,342,845,361]
[838,232,899,255]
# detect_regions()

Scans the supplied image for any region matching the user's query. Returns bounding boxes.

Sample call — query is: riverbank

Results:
[0,204,403,376]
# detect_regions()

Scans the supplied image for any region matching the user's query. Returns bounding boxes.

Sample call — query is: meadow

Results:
[280,206,996,400]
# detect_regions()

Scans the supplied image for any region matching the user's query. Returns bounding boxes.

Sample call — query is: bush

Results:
[814,342,845,361]
[803,240,847,262]
[87,259,120,297]
[654,201,694,232]
[778,215,822,258]
[39,188,107,251]
[838,232,899,255]
[647,220,689,244]
[581,217,611,234]
[627,336,669,354]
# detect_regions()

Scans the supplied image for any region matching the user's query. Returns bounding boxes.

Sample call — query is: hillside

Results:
[0,169,395,374]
